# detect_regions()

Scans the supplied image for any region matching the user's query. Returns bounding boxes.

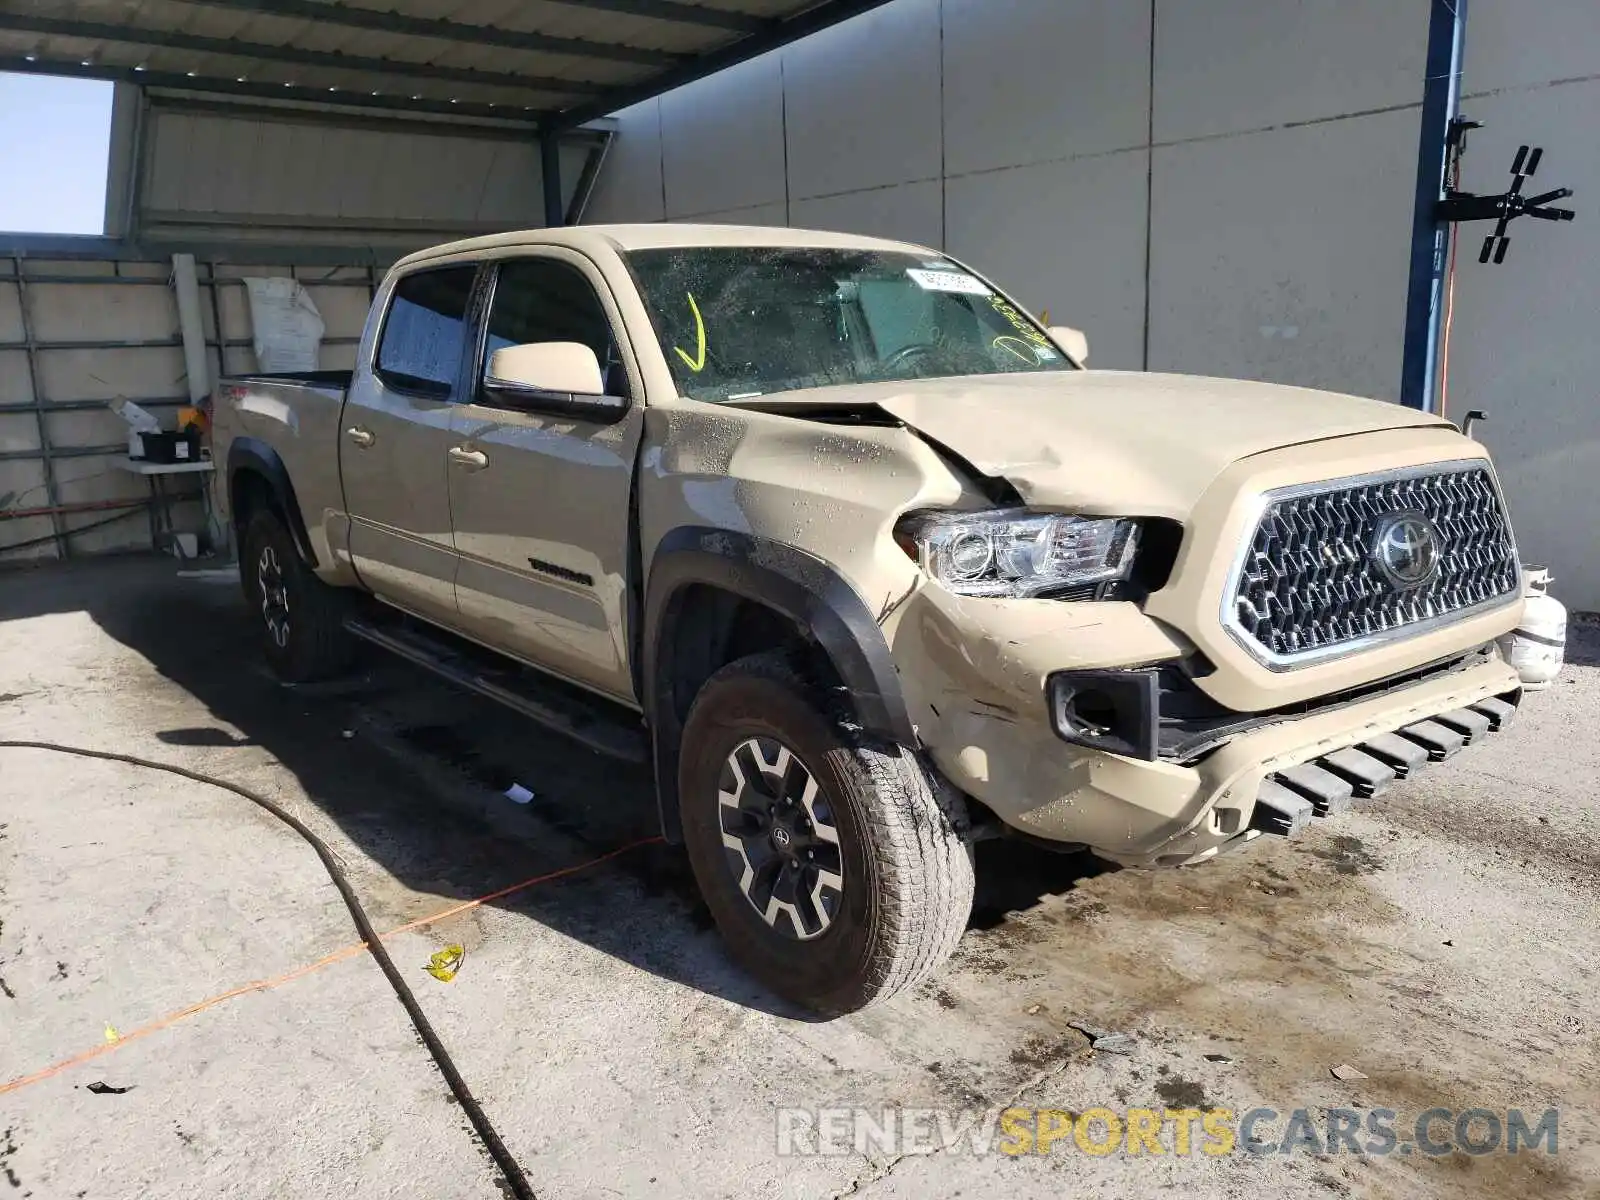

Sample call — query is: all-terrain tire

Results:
[678,652,974,1016]
[239,506,354,683]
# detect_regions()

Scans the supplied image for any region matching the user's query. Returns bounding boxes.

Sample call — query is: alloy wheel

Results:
[717,737,845,940]
[257,545,291,650]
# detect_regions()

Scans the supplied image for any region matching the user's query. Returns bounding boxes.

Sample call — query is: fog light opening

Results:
[1047,669,1160,761]
[1060,687,1116,738]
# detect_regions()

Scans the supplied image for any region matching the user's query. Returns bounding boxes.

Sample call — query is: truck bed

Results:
[211,372,354,557]
[220,370,354,391]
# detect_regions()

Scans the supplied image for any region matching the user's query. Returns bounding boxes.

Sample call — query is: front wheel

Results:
[678,653,975,1016]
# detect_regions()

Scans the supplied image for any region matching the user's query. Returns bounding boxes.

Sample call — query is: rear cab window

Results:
[375,266,478,397]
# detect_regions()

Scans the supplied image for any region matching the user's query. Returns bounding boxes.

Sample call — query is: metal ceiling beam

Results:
[549,0,898,129]
[510,0,765,33]
[0,231,406,266]
[171,0,684,67]
[0,55,553,123]
[146,95,562,142]
[0,13,609,97]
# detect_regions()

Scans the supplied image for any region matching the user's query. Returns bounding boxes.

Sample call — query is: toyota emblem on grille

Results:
[1371,511,1442,588]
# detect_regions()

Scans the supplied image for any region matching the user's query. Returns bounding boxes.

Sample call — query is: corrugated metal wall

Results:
[0,257,372,563]
[138,103,591,244]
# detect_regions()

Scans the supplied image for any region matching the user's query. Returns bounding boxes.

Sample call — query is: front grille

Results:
[1227,461,1519,666]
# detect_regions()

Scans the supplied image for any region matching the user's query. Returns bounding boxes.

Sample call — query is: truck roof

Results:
[393,223,932,271]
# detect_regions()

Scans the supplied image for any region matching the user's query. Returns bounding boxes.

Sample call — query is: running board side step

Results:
[344,616,649,763]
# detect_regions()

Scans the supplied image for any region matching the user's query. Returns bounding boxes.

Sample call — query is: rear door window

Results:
[376,266,477,396]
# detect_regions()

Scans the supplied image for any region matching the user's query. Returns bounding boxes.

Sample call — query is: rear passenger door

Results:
[448,252,643,702]
[341,264,479,623]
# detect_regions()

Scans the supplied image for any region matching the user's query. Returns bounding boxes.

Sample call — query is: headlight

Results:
[898,509,1140,598]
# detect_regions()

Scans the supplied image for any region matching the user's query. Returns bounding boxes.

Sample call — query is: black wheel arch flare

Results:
[227,436,319,568]
[642,526,918,843]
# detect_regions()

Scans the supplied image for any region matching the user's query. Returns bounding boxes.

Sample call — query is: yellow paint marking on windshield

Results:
[990,295,1054,349]
[673,292,708,373]
[993,336,1039,365]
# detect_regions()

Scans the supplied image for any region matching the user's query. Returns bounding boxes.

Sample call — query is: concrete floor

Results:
[1,558,1596,1200]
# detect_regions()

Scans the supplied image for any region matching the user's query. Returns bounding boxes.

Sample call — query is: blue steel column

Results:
[1399,0,1468,411]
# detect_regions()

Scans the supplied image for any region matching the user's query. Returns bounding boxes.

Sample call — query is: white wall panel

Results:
[783,0,942,200]
[0,413,39,458]
[676,201,789,227]
[1152,0,1429,143]
[0,350,31,405]
[1440,77,1600,609]
[215,281,257,348]
[38,347,187,404]
[0,284,22,343]
[1463,0,1600,96]
[299,285,374,342]
[790,182,941,248]
[660,53,787,218]
[585,100,666,223]
[1147,108,1419,402]
[316,342,361,372]
[0,453,52,562]
[947,150,1148,371]
[28,285,175,343]
[943,0,1151,178]
[41,409,126,453]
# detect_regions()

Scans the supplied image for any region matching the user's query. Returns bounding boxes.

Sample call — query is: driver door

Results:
[447,252,643,702]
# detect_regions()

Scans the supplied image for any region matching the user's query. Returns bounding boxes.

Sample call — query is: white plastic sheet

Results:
[243,276,326,374]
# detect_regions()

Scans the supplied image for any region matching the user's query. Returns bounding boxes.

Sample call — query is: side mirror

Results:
[482,342,627,423]
[488,342,605,395]
[1048,325,1089,366]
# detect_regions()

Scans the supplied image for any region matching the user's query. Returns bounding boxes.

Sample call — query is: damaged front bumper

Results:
[1110,662,1521,866]
[888,586,1523,868]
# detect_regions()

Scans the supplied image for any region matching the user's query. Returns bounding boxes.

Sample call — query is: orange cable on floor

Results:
[0,835,662,1098]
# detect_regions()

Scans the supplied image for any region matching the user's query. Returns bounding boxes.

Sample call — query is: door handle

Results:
[448,446,489,470]
[345,426,375,448]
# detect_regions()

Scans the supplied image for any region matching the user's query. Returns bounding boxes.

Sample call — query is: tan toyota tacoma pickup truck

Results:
[212,224,1525,1015]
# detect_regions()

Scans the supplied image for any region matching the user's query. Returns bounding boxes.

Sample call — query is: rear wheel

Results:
[679,653,974,1016]
[239,507,353,682]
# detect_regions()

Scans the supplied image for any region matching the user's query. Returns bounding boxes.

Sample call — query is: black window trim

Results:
[372,262,484,402]
[468,252,635,419]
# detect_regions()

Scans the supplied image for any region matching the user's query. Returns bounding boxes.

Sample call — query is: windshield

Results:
[625,247,1075,403]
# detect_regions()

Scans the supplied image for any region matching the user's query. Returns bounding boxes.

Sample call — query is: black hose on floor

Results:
[0,739,536,1200]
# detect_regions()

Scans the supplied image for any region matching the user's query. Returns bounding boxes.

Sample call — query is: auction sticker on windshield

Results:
[907,268,992,296]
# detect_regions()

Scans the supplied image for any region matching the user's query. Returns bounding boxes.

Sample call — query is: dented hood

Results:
[748,371,1450,517]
